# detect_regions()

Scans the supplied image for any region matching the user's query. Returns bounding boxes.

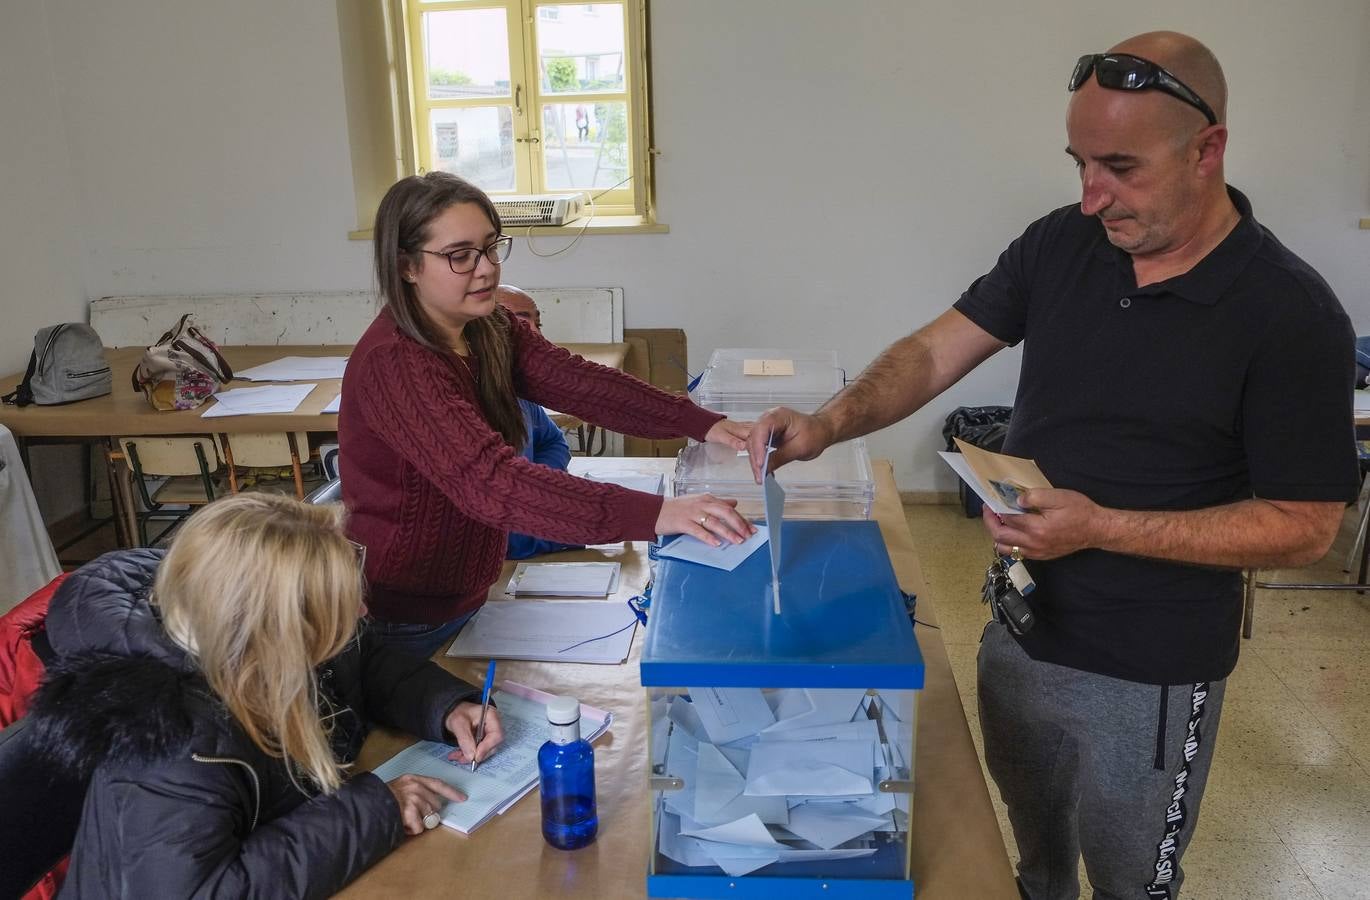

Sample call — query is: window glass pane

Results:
[424,9,511,100]
[430,107,515,192]
[541,101,629,190]
[535,4,625,94]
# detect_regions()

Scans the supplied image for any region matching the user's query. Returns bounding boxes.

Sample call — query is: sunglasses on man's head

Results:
[1068,53,1217,126]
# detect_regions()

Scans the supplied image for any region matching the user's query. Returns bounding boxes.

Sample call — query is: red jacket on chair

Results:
[0,574,66,728]
[0,573,70,900]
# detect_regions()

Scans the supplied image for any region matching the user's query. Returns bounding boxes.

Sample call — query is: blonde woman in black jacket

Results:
[28,494,504,898]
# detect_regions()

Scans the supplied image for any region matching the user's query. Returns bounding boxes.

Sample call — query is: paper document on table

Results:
[657,526,769,571]
[322,392,341,414]
[507,561,619,597]
[939,439,1053,516]
[445,599,638,664]
[1354,391,1370,414]
[201,384,316,418]
[370,684,610,833]
[234,356,349,381]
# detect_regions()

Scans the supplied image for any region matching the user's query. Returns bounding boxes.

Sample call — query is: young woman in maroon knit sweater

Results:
[340,173,754,657]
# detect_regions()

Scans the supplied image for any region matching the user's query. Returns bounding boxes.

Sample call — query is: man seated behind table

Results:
[497,284,584,559]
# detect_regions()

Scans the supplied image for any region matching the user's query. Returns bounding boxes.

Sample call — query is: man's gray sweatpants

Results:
[978,620,1227,900]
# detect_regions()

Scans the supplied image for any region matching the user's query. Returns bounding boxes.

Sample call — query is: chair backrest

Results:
[0,718,86,898]
[117,436,222,477]
[221,432,309,468]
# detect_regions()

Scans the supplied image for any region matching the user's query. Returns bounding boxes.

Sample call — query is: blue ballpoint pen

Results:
[471,659,496,772]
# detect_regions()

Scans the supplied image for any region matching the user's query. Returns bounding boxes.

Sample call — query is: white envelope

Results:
[689,687,776,745]
[680,812,781,849]
[783,804,890,850]
[744,740,875,797]
[757,719,879,746]
[761,688,867,734]
[667,695,710,743]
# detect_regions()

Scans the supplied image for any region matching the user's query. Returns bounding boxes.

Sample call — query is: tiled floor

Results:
[904,500,1370,900]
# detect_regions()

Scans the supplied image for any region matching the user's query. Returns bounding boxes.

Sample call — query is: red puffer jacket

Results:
[1,573,70,900]
[0,574,67,728]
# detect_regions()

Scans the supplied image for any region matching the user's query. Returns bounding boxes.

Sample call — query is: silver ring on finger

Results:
[699,514,710,527]
[423,811,441,830]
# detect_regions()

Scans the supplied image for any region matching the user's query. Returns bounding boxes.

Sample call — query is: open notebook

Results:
[368,681,612,834]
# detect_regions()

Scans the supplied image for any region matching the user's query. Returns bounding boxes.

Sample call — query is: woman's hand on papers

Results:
[981,487,1104,560]
[704,418,751,450]
[657,494,756,547]
[387,774,467,835]
[745,408,836,482]
[446,701,505,767]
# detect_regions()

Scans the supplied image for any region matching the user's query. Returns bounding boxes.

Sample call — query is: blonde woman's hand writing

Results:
[445,701,504,767]
[387,774,466,835]
[655,494,755,547]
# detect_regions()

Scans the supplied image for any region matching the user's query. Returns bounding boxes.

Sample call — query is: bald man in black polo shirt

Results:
[749,31,1356,900]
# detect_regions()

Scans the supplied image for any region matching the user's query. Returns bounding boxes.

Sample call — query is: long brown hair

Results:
[373,172,526,449]
[154,493,362,792]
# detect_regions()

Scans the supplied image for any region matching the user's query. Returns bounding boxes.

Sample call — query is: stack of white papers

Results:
[445,599,639,664]
[370,682,611,834]
[507,561,620,597]
[201,384,316,418]
[234,356,349,381]
[1354,391,1370,415]
[653,688,908,877]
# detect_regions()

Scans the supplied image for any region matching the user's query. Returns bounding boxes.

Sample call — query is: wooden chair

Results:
[113,435,224,546]
[219,432,311,499]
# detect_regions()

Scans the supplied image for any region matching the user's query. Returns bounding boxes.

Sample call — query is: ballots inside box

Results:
[642,520,923,897]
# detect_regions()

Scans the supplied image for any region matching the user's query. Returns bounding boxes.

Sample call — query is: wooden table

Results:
[0,342,633,547]
[341,458,1016,899]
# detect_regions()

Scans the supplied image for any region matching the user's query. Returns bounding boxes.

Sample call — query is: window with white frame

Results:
[404,0,650,217]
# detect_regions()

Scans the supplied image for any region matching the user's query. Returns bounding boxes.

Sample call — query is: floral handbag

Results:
[131,313,234,410]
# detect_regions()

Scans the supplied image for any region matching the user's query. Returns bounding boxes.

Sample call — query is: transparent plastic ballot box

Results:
[641,520,924,899]
[694,348,844,417]
[674,438,875,520]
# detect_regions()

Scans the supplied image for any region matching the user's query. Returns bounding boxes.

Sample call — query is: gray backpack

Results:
[2,323,112,407]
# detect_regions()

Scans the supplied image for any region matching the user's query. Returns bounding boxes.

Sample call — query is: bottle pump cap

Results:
[546,695,581,726]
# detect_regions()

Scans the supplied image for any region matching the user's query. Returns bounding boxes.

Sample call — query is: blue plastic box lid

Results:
[641,520,924,689]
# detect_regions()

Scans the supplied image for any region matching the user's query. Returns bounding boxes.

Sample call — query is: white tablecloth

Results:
[0,425,61,612]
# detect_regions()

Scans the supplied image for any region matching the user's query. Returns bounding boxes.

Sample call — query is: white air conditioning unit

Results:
[492,192,588,227]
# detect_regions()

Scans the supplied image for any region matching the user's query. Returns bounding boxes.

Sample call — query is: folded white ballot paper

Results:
[744,740,875,797]
[657,526,769,572]
[659,810,877,877]
[782,804,891,851]
[689,686,777,745]
[370,683,610,834]
[760,688,867,734]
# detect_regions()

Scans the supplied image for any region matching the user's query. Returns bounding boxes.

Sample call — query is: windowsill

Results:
[348,215,668,241]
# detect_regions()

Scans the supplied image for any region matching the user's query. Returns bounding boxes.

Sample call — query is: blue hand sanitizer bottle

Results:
[537,695,598,850]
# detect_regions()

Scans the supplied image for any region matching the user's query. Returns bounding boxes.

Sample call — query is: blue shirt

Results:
[507,400,584,559]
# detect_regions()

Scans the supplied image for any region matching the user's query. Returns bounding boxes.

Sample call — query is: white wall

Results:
[5,0,1368,493]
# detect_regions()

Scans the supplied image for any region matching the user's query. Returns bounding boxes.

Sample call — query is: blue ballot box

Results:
[641,520,924,899]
